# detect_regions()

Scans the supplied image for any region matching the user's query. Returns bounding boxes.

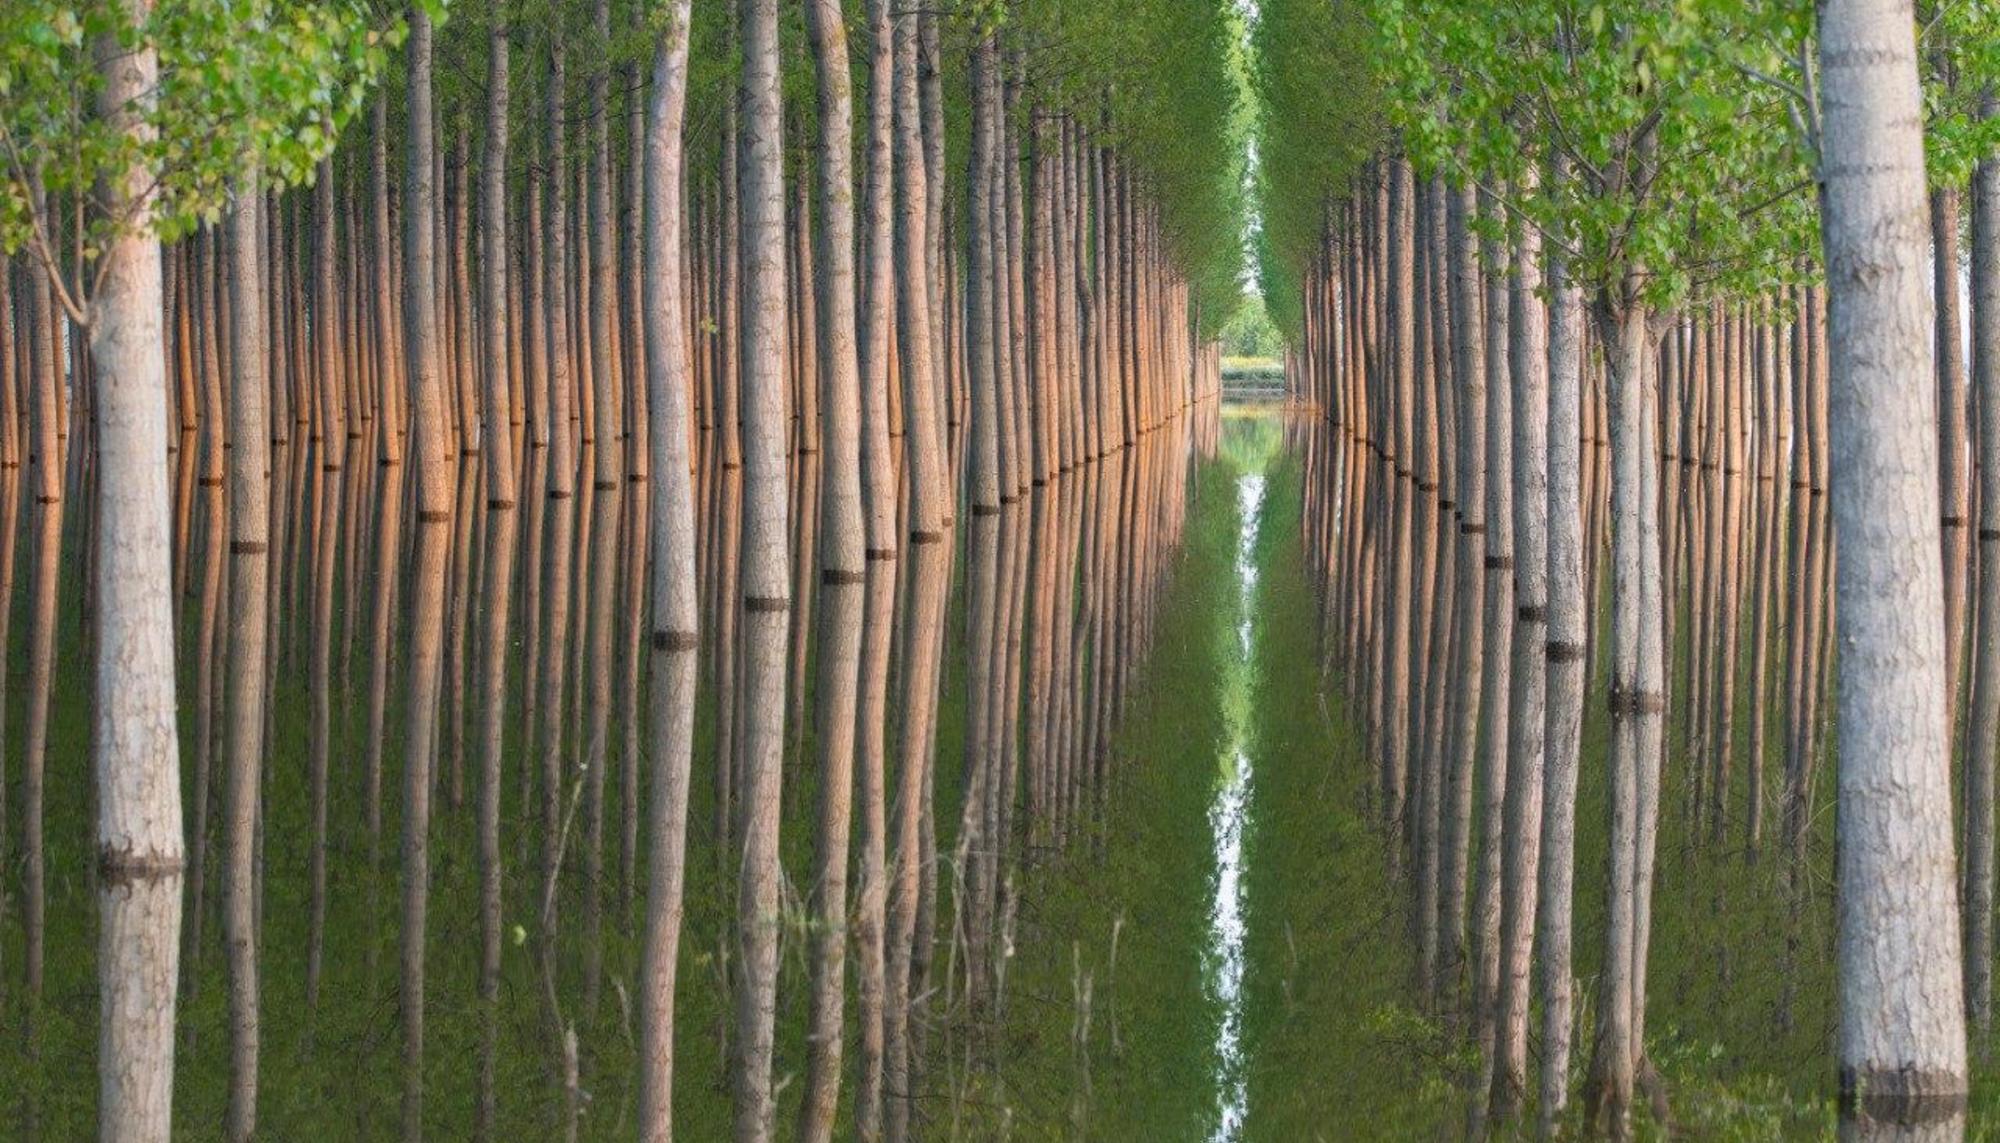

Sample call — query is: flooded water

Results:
[1206,467,1264,1140]
[0,406,1259,1138]
[0,406,1932,1138]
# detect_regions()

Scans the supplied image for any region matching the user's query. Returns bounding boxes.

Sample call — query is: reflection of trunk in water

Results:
[444,455,478,810]
[538,15,580,1056]
[519,159,549,876]
[0,465,17,991]
[474,16,516,1130]
[183,474,224,1016]
[585,424,622,1024]
[305,440,343,1028]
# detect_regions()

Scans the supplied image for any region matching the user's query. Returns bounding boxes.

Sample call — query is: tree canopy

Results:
[1,0,395,318]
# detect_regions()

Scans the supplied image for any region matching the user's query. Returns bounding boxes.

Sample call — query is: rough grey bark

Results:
[1818,1,1971,1134]
[1472,192,1514,1080]
[1493,167,1548,1121]
[1537,162,1587,1135]
[91,3,187,1136]
[731,0,791,1136]
[1586,294,1664,1141]
[1440,182,1486,1002]
[637,4,695,1137]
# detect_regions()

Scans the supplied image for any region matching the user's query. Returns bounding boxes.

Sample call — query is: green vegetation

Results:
[0,0,392,261]
[1219,292,1281,361]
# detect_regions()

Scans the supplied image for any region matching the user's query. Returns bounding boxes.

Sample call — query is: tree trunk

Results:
[1537,157,1587,1135]
[851,3,898,1136]
[797,1,867,1137]
[886,6,952,1135]
[731,0,791,1135]
[1439,182,1486,1004]
[399,7,456,1135]
[1966,97,2000,1046]
[223,170,270,1143]
[1492,167,1548,1121]
[1936,187,1971,746]
[1472,192,1514,1081]
[637,4,696,1136]
[476,9,517,1133]
[91,4,186,1135]
[1586,294,1663,1140]
[1818,1,1971,1132]
[537,15,580,1041]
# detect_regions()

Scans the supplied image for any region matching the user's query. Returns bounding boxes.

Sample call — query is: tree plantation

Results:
[3,0,2000,1138]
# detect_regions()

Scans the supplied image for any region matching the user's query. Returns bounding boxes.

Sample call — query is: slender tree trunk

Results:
[851,3,898,1134]
[1381,159,1417,855]
[637,5,696,1136]
[1586,293,1663,1141]
[1492,169,1548,1120]
[797,5,866,1138]
[1537,158,1587,1135]
[399,8,456,1136]
[1472,193,1514,1082]
[1937,188,1971,746]
[476,10,517,1133]
[731,0,791,1135]
[1966,96,2000,1046]
[958,31,1004,1010]
[223,170,270,1143]
[578,0,621,1022]
[20,180,61,1041]
[1440,183,1486,1003]
[886,7,952,1135]
[304,162,342,1033]
[538,16,580,1046]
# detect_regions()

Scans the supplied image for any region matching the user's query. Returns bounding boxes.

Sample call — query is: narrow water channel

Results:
[1209,461,1266,1139]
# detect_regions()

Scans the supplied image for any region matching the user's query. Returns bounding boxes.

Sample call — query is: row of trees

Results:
[1265,0,1985,1137]
[0,0,1245,1138]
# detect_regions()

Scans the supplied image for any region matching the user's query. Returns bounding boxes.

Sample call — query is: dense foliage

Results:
[0,0,393,301]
